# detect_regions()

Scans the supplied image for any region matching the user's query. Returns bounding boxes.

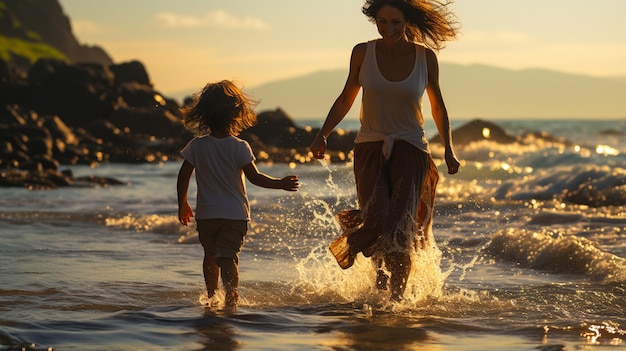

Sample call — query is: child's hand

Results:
[178,203,194,226]
[281,175,300,191]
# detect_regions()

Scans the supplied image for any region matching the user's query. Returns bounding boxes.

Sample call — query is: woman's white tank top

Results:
[356,40,430,157]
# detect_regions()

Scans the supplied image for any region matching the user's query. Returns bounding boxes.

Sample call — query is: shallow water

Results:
[1,119,624,350]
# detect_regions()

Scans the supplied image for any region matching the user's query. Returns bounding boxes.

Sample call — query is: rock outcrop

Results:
[0,56,358,188]
[0,0,112,72]
[429,119,517,146]
[0,57,188,188]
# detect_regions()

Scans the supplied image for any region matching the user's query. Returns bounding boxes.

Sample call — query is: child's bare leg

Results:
[217,257,239,306]
[384,252,412,302]
[203,253,219,298]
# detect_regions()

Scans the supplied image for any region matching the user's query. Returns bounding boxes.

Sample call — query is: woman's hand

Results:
[310,134,327,159]
[445,149,460,174]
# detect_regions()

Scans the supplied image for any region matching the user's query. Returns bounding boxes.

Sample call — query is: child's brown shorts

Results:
[196,219,248,264]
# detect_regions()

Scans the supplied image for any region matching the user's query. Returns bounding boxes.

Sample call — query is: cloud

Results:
[155,10,269,30]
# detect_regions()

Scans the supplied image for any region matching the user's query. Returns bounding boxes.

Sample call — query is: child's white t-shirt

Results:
[181,135,255,221]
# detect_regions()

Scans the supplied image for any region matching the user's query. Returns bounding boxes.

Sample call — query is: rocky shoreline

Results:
[0,58,363,188]
[1,57,523,189]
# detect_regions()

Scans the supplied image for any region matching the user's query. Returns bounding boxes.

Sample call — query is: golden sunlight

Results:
[482,128,491,139]
[596,145,619,156]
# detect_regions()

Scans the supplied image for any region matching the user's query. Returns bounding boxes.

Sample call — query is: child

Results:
[177,80,300,307]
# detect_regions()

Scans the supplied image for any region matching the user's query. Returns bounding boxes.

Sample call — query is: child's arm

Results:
[177,159,195,225]
[242,162,299,191]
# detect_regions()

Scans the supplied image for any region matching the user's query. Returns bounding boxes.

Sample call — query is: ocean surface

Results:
[1,118,624,351]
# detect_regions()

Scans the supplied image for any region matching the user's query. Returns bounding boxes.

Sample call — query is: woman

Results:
[310,0,460,301]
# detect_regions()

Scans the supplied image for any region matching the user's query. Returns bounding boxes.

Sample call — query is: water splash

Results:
[291,196,449,309]
[582,321,626,345]
[317,158,338,189]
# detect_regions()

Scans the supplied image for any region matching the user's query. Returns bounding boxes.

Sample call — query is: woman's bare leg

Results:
[385,252,412,302]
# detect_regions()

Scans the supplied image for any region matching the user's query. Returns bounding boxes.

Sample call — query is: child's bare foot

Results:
[199,292,219,307]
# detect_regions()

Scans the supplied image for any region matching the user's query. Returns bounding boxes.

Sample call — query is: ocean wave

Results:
[485,228,625,282]
[0,211,105,224]
[494,164,626,207]
[104,214,188,237]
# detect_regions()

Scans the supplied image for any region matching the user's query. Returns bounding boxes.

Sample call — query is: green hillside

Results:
[0,36,67,63]
[0,0,68,65]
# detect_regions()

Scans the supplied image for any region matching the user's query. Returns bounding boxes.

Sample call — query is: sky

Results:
[58,0,626,97]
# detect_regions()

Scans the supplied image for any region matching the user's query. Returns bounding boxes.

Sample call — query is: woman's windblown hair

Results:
[181,80,258,136]
[362,0,460,51]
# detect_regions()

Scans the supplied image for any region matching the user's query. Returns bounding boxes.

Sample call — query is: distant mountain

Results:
[244,64,625,120]
[248,70,356,119]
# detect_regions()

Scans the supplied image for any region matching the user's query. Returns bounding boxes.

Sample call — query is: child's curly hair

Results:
[181,80,258,136]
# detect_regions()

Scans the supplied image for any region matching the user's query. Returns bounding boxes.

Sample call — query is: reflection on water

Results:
[0,119,624,350]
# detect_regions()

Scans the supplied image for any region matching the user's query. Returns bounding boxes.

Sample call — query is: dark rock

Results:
[245,108,313,148]
[27,58,67,86]
[117,82,157,108]
[20,154,60,171]
[599,128,623,136]
[430,119,517,146]
[235,107,357,163]
[84,118,124,141]
[0,132,27,154]
[24,133,53,157]
[58,143,90,165]
[0,1,310,188]
[110,61,152,87]
[0,58,22,84]
[0,79,29,108]
[1,140,13,154]
[74,175,125,186]
[0,150,28,169]
[42,114,78,146]
[11,124,53,156]
[28,60,116,126]
[108,105,183,139]
[52,137,67,155]
[0,168,69,189]
[0,167,124,189]
[74,45,112,67]
[0,104,28,125]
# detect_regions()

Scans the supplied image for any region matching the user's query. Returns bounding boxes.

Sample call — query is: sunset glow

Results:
[58,0,626,98]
